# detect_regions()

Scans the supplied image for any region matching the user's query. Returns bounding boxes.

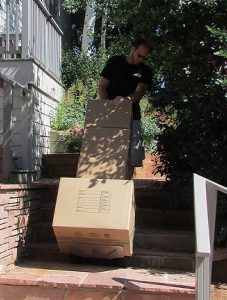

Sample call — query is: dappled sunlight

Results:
[85,100,132,129]
[76,100,132,180]
[77,127,131,179]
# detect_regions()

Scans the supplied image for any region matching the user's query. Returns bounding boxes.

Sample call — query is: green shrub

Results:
[52,49,109,131]
[62,127,85,153]
[61,49,109,88]
[140,98,163,154]
[51,81,90,130]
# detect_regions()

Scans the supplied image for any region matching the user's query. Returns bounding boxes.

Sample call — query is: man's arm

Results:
[127,82,149,103]
[98,76,110,100]
[113,82,148,106]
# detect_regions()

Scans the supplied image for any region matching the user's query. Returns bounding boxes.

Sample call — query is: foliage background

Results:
[59,0,227,199]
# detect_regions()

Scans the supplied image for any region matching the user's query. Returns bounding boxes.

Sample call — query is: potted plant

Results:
[50,127,84,154]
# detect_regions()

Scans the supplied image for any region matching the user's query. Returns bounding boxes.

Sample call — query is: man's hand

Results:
[113,96,129,106]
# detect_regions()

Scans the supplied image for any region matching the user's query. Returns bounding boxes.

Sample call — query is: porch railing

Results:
[193,173,227,300]
[0,0,62,79]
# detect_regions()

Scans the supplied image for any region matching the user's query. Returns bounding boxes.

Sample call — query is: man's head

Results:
[128,38,150,65]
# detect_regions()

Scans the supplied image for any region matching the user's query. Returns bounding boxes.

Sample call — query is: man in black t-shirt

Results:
[98,39,153,178]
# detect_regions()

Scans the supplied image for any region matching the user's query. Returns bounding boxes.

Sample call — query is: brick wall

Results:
[134,154,165,180]
[0,181,51,269]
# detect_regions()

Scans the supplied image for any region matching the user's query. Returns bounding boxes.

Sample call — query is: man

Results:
[98,38,153,178]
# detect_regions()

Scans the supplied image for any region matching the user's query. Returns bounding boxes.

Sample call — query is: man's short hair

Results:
[131,38,150,50]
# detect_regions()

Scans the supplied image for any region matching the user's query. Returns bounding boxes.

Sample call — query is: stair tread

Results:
[36,221,194,233]
[135,228,194,235]
[1,258,225,297]
[136,207,193,212]
[27,241,194,256]
[133,248,195,257]
[0,258,196,297]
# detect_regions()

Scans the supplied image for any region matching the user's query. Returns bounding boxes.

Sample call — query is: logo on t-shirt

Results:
[133,70,142,78]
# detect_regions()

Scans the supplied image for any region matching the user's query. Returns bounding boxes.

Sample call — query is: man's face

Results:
[129,44,150,65]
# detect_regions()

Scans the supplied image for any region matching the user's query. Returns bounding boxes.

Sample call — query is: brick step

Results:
[31,222,194,253]
[22,241,227,283]
[134,229,195,252]
[40,203,194,229]
[130,248,195,270]
[134,180,192,209]
[32,222,57,243]
[69,249,195,272]
[41,178,171,204]
[24,241,194,272]
[134,190,191,209]
[40,202,56,222]
[24,242,69,262]
[42,154,79,178]
[0,259,197,300]
[40,179,191,211]
[135,208,194,230]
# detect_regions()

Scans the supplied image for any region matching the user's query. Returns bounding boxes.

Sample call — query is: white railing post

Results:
[194,173,227,300]
[22,0,33,58]
[5,0,10,53]
[196,256,212,300]
[194,174,211,300]
[15,0,20,52]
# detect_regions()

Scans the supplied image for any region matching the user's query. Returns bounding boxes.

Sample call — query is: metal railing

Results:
[194,173,227,300]
[0,0,62,79]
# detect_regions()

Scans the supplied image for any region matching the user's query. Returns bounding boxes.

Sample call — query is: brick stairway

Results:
[22,179,195,271]
[0,154,227,298]
[0,178,227,299]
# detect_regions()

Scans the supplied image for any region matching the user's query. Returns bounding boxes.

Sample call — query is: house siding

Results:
[0,59,64,181]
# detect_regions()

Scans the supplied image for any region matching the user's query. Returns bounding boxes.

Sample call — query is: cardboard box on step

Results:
[76,127,131,179]
[85,100,132,129]
[52,177,135,258]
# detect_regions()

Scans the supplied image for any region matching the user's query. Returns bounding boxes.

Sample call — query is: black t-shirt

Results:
[100,55,153,120]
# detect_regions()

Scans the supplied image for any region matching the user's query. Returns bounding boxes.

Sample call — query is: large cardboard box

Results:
[76,127,131,179]
[52,177,135,258]
[85,100,132,129]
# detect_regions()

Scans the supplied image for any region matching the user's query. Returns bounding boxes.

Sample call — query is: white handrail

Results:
[193,173,227,300]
